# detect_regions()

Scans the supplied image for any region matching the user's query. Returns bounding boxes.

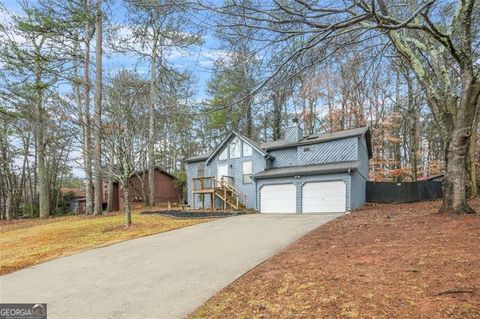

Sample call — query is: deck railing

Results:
[192,175,247,209]
[192,176,216,191]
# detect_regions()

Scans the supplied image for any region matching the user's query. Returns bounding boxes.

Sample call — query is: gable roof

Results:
[253,161,360,179]
[206,131,269,164]
[185,126,373,163]
[184,153,211,163]
[261,127,372,156]
[60,188,86,198]
[186,132,269,164]
[131,166,176,179]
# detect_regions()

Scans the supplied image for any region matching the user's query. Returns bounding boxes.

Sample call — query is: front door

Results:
[217,164,228,182]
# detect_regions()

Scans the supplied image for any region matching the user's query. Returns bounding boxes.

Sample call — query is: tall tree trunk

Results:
[83,0,94,215]
[393,71,402,182]
[470,105,479,197]
[93,0,103,215]
[439,86,479,214]
[410,120,418,182]
[106,178,114,212]
[272,90,284,140]
[123,182,132,227]
[244,94,253,138]
[36,71,49,219]
[147,40,157,208]
[106,154,114,212]
[405,72,418,181]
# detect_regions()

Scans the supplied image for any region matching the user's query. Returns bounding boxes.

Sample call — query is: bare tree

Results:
[93,0,103,215]
[210,0,480,214]
[113,0,201,207]
[102,70,150,227]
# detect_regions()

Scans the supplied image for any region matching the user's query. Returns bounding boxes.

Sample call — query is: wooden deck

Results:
[192,176,247,210]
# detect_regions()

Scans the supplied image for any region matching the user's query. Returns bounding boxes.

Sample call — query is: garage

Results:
[260,184,296,213]
[302,181,346,213]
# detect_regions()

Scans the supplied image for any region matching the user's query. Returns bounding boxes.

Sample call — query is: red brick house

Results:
[76,167,181,213]
[118,167,181,210]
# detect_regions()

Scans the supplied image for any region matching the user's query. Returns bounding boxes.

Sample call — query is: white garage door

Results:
[302,181,346,213]
[260,184,296,214]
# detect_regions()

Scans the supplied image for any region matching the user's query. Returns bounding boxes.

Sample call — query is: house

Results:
[60,188,86,213]
[75,167,181,213]
[185,121,372,213]
[117,166,181,210]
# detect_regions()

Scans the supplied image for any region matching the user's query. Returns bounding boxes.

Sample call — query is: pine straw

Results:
[0,209,213,275]
[190,199,480,319]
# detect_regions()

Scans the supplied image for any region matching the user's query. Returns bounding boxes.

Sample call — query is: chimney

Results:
[285,117,303,143]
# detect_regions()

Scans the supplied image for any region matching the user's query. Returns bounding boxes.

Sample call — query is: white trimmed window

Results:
[219,147,228,161]
[229,137,241,158]
[243,142,252,156]
[243,161,253,184]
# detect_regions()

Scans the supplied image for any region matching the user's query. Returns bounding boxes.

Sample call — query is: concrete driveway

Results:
[0,213,340,319]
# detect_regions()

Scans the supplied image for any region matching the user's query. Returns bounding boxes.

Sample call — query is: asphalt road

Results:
[0,213,340,319]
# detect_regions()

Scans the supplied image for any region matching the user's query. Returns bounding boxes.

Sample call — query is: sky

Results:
[2,0,222,98]
[2,0,225,177]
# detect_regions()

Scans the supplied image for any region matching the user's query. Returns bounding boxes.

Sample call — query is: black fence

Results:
[366,181,443,203]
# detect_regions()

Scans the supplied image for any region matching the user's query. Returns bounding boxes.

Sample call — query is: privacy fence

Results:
[366,181,443,203]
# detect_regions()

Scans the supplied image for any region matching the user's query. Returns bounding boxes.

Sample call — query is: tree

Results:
[213,0,480,214]
[93,0,103,215]
[0,2,62,218]
[102,70,150,227]
[114,0,201,207]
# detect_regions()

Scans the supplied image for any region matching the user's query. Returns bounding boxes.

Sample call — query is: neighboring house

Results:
[60,188,86,213]
[118,166,181,210]
[185,122,372,213]
[75,166,181,213]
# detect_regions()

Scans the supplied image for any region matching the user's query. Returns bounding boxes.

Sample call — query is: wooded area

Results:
[0,0,478,225]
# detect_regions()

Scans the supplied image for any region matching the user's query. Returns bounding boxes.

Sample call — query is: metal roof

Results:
[252,161,360,179]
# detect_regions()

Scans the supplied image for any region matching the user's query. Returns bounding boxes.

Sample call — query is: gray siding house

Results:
[185,123,372,213]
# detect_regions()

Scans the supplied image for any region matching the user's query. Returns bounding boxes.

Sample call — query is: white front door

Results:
[302,181,346,213]
[260,184,296,214]
[217,164,228,182]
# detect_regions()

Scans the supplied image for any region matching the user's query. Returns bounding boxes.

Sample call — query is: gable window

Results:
[243,142,252,157]
[242,161,253,184]
[197,163,205,177]
[229,137,241,158]
[219,147,228,161]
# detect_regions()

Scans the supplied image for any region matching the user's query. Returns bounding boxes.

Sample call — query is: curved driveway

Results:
[0,213,340,319]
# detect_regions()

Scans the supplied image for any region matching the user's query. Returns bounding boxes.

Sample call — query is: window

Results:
[219,147,228,161]
[229,137,241,158]
[198,163,205,177]
[243,142,252,156]
[243,161,253,184]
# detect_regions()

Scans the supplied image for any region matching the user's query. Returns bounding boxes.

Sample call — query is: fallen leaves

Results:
[190,199,480,319]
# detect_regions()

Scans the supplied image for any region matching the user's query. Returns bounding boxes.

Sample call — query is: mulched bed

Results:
[141,210,246,219]
[190,199,480,319]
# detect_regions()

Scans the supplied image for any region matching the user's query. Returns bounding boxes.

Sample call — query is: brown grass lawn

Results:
[190,199,480,319]
[0,209,213,275]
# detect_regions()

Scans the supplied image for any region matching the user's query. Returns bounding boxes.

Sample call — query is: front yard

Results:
[0,209,213,275]
[190,199,480,319]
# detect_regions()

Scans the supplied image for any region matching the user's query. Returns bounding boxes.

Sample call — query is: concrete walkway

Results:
[0,213,340,319]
